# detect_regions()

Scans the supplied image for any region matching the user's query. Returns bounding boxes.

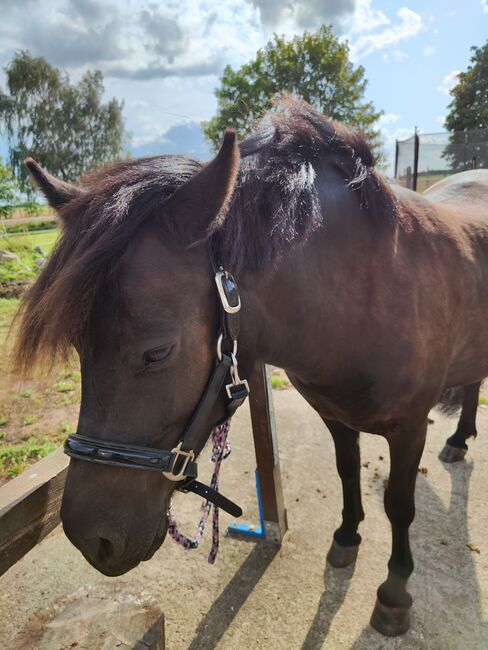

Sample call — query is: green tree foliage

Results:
[0,51,126,192]
[0,157,18,217]
[444,41,488,170]
[204,26,382,151]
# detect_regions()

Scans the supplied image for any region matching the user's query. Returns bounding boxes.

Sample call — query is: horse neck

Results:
[238,198,384,378]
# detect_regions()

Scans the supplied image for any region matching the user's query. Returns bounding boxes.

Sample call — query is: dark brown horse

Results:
[14,98,488,637]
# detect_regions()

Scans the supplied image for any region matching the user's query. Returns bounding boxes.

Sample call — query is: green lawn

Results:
[4,228,59,253]
[0,228,60,282]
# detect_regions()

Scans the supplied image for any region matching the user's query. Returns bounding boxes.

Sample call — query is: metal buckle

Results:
[225,352,250,398]
[226,379,250,399]
[162,442,195,481]
[215,270,241,314]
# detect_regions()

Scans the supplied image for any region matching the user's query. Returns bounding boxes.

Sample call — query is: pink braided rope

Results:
[166,422,231,564]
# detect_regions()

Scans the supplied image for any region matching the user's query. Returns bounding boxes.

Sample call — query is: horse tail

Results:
[437,386,464,416]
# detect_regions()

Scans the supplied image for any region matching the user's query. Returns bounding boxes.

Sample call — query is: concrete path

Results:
[1,389,487,649]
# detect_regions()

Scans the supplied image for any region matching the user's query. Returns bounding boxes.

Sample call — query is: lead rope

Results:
[166,422,231,564]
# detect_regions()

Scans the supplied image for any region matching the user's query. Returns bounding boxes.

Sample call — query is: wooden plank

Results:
[0,448,68,576]
[248,363,287,544]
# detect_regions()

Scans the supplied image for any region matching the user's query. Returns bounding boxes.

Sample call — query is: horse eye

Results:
[143,345,173,366]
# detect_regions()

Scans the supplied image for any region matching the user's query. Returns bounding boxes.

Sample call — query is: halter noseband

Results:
[63,242,249,518]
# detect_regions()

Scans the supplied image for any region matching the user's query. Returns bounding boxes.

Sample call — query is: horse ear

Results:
[166,129,240,244]
[24,158,83,211]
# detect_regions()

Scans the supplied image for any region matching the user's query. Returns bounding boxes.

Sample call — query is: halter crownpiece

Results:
[64,240,249,518]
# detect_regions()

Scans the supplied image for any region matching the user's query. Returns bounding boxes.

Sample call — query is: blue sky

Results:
[1,0,487,172]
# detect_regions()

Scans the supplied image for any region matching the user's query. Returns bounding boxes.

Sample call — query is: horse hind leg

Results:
[439,381,480,463]
[323,420,364,568]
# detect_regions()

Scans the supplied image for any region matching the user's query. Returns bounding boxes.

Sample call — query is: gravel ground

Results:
[1,388,487,649]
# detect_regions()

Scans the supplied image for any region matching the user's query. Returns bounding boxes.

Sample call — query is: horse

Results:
[14,98,488,637]
[425,172,488,465]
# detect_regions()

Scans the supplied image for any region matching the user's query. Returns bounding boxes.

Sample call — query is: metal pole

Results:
[394,140,399,178]
[413,128,420,192]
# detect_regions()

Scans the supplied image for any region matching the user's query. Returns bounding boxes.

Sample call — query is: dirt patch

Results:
[0,280,31,298]
[11,584,164,649]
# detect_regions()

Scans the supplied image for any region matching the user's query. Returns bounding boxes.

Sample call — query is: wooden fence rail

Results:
[0,448,68,576]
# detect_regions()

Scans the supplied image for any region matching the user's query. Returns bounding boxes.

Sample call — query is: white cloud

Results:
[350,7,425,60]
[436,115,446,127]
[392,49,408,61]
[424,45,435,56]
[347,0,390,34]
[379,113,401,124]
[382,49,408,62]
[437,70,460,95]
[482,0,488,13]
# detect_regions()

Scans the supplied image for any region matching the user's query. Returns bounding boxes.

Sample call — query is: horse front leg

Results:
[323,420,364,568]
[439,381,480,463]
[370,421,427,637]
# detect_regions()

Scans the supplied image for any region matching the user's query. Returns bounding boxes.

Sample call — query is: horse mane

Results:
[13,96,404,373]
[218,96,404,270]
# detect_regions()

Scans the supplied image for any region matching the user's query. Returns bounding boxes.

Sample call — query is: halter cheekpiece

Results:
[63,241,249,518]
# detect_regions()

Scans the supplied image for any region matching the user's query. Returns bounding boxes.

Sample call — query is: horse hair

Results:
[13,96,405,372]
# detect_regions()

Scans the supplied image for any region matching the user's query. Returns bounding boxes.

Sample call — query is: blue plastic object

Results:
[227,469,266,538]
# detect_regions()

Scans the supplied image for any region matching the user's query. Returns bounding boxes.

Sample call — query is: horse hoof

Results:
[370,598,411,637]
[438,444,467,463]
[326,540,359,568]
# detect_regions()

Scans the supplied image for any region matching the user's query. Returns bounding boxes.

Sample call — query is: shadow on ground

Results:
[299,455,487,649]
[187,541,279,650]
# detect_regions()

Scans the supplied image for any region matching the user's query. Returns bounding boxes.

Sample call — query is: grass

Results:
[55,380,75,393]
[0,236,82,484]
[479,396,488,406]
[271,374,290,390]
[0,293,79,484]
[0,228,59,283]
[0,436,59,478]
[0,297,18,325]
[2,204,53,220]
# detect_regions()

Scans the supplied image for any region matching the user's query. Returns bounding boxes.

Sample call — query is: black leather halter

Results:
[64,242,249,518]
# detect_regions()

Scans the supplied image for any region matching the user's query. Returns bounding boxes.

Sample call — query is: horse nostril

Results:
[98,537,114,563]
[79,530,126,572]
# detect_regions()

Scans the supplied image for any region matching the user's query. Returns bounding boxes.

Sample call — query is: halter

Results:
[63,242,249,518]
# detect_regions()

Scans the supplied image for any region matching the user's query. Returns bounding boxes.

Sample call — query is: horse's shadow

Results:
[186,539,279,650]
[350,459,487,649]
[185,457,486,649]
[301,557,357,649]
[302,458,487,649]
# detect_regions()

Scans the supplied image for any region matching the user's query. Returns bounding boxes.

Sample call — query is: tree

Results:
[0,157,18,217]
[444,41,488,170]
[0,51,126,192]
[204,26,382,152]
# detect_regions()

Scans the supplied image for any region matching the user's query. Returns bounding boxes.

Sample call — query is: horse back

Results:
[423,169,488,214]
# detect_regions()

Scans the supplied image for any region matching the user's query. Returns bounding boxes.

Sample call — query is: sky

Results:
[0,0,487,173]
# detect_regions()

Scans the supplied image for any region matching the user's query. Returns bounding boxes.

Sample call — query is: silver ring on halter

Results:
[216,334,237,361]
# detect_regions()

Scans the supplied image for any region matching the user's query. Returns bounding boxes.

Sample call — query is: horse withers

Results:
[14,98,488,636]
